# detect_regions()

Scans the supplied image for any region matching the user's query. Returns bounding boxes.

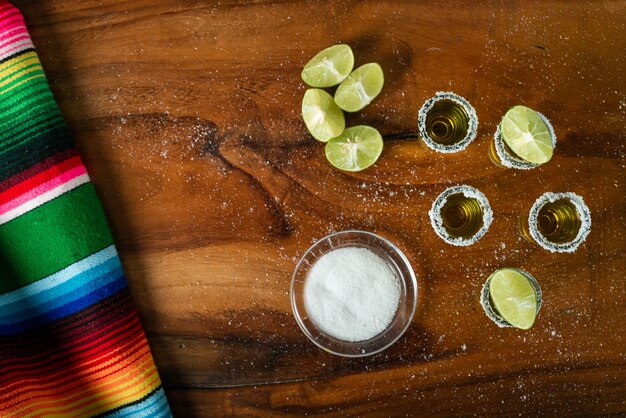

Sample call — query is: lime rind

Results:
[500,105,555,165]
[324,125,383,172]
[528,192,592,253]
[480,269,542,330]
[428,185,493,246]
[493,111,556,170]
[301,44,354,88]
[417,91,478,153]
[334,63,384,112]
[301,88,345,142]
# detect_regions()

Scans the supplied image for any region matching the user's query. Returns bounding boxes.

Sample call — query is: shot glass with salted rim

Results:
[521,191,591,253]
[489,106,556,169]
[480,268,542,329]
[418,91,478,153]
[429,185,493,246]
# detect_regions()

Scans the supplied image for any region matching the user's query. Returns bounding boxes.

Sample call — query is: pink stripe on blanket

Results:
[0,166,88,215]
[0,8,22,31]
[0,23,28,44]
[0,38,33,60]
[0,33,31,51]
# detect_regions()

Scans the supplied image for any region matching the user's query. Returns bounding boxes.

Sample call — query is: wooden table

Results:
[15,1,626,416]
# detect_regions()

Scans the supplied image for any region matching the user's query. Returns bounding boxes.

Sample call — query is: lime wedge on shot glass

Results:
[500,105,554,164]
[489,268,538,330]
[301,44,354,88]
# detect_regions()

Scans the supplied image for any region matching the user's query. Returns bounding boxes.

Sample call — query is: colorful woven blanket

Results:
[0,3,172,416]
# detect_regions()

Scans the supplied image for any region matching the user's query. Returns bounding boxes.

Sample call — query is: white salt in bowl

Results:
[291,230,418,357]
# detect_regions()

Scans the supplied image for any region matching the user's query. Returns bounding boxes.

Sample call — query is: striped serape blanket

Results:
[0,2,172,416]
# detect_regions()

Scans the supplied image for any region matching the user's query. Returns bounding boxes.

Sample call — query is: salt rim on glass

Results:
[528,191,592,253]
[417,91,478,153]
[428,184,493,246]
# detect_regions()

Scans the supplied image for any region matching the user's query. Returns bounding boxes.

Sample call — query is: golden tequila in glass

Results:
[425,100,469,145]
[440,193,484,239]
[418,92,478,153]
[429,185,492,246]
[523,192,591,253]
[489,110,556,170]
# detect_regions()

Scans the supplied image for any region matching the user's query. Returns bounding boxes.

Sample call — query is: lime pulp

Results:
[324,125,383,172]
[334,63,384,112]
[500,105,554,164]
[488,268,538,330]
[301,89,345,142]
[301,44,354,88]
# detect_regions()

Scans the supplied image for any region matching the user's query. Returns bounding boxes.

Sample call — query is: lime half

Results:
[302,89,345,142]
[334,63,384,112]
[301,44,354,88]
[324,125,383,172]
[500,105,554,164]
[489,268,538,330]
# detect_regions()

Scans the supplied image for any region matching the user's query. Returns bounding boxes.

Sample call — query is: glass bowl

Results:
[290,230,418,357]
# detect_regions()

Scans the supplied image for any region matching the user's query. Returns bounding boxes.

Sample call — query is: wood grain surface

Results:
[14,0,626,416]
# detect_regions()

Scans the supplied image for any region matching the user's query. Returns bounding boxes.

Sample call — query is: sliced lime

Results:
[301,89,345,142]
[489,268,538,330]
[301,44,354,88]
[334,63,384,112]
[324,125,383,172]
[500,105,554,164]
